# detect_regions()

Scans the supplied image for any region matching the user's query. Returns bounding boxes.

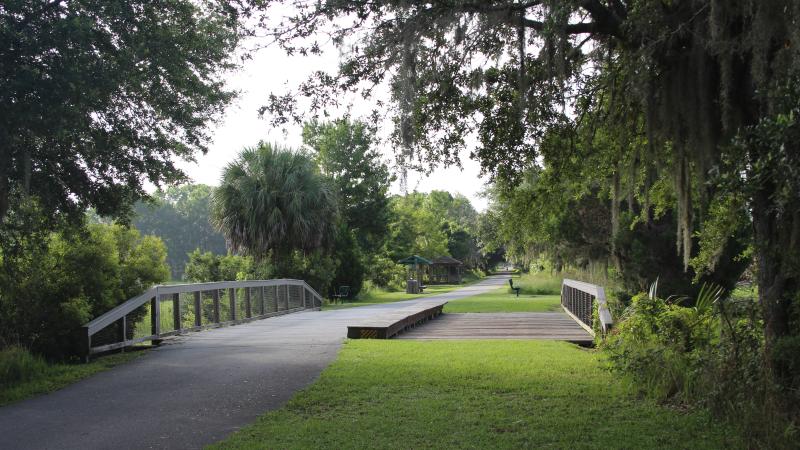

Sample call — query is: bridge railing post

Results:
[194,291,202,327]
[173,293,181,333]
[212,289,220,323]
[229,288,236,321]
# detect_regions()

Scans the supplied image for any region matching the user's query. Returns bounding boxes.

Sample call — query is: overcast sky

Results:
[177,30,490,211]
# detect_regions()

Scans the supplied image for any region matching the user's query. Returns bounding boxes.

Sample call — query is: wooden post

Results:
[172,293,181,333]
[80,327,91,363]
[213,289,220,324]
[121,316,127,352]
[194,291,202,327]
[229,288,236,321]
[116,317,126,348]
[245,288,252,318]
[302,287,306,308]
[151,294,162,345]
[151,296,160,336]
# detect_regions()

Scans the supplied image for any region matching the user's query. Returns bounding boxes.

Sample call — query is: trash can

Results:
[406,279,419,294]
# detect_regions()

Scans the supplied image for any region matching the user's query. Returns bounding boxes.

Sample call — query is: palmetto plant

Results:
[211,142,338,261]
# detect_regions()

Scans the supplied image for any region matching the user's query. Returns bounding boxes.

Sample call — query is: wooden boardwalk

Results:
[397,312,594,344]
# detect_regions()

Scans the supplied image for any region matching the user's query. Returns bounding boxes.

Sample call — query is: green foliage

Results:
[211,142,338,260]
[365,255,407,290]
[604,285,797,447]
[183,250,271,283]
[328,227,365,297]
[0,204,169,358]
[0,346,48,387]
[303,119,394,254]
[0,0,241,222]
[133,184,227,279]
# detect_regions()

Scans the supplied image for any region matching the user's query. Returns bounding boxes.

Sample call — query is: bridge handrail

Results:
[82,279,324,358]
[561,278,613,335]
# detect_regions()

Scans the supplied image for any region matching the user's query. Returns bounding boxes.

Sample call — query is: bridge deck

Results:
[347,300,447,339]
[397,312,593,344]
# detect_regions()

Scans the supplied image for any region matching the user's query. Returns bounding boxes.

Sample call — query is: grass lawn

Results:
[211,340,739,449]
[444,288,562,313]
[322,281,481,311]
[0,349,145,406]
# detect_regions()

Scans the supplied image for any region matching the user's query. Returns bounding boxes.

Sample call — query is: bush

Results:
[329,227,365,298]
[603,285,797,447]
[0,215,170,359]
[366,255,406,290]
[184,250,272,282]
[0,346,48,387]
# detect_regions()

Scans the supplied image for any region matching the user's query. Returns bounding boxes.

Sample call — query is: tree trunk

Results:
[752,181,800,383]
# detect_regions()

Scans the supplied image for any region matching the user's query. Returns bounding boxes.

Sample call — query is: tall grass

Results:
[0,345,143,406]
[0,346,49,387]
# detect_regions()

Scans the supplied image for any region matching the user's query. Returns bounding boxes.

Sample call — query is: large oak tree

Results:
[0,0,247,222]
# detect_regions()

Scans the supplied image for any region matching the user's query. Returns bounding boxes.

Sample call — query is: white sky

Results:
[177,31,490,211]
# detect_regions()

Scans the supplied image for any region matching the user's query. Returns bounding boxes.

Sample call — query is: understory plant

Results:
[603,282,797,448]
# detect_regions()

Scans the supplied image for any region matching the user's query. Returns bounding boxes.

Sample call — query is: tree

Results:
[0,0,243,223]
[257,1,800,390]
[134,184,227,279]
[210,142,338,270]
[302,119,394,253]
[384,192,452,261]
[0,213,169,358]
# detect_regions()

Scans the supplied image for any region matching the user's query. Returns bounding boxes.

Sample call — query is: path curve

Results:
[0,276,507,450]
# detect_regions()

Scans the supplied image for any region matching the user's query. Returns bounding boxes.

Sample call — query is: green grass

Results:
[444,288,562,313]
[322,279,482,311]
[211,340,739,449]
[0,348,146,406]
[512,271,564,295]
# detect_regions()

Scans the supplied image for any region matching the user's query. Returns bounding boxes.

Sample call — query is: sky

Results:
[177,26,490,211]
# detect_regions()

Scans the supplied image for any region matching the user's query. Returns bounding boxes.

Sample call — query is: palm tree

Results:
[210,142,338,263]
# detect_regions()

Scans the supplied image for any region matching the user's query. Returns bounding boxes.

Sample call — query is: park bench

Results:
[332,285,350,303]
[509,278,521,297]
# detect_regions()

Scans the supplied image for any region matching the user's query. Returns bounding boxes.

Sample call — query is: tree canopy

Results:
[210,142,339,260]
[0,0,244,223]
[133,184,227,279]
[302,118,394,253]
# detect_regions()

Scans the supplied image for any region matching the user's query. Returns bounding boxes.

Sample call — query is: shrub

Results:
[184,250,272,282]
[366,255,406,290]
[0,218,169,359]
[603,284,797,447]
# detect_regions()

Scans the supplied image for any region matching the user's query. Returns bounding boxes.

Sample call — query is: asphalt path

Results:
[0,276,508,450]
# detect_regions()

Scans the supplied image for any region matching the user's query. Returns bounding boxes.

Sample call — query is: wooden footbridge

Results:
[346,278,612,345]
[83,276,612,357]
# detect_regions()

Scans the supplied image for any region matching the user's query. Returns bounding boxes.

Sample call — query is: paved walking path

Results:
[0,276,507,450]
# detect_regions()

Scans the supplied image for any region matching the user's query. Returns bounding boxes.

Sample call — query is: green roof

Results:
[397,255,433,265]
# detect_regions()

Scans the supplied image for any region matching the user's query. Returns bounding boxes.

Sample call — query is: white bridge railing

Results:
[82,279,323,358]
[560,279,613,336]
